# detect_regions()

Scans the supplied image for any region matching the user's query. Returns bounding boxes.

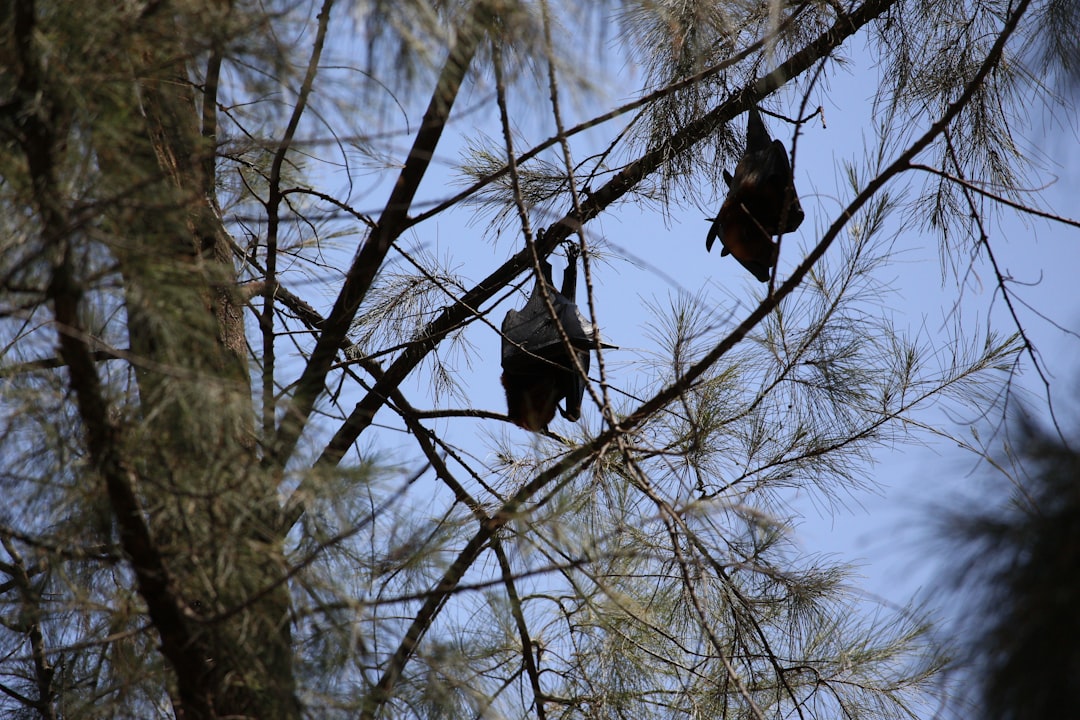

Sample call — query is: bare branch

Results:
[270,1,489,473]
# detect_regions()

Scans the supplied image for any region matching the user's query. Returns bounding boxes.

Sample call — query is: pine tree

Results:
[0,0,1075,718]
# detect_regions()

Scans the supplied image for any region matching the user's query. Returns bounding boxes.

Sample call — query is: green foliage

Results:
[0,0,1070,718]
[941,418,1080,720]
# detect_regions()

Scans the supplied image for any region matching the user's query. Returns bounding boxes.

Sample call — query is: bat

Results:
[501,250,596,432]
[706,107,804,282]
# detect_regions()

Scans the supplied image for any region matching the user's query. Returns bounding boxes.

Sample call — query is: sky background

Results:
[287,7,1080,667]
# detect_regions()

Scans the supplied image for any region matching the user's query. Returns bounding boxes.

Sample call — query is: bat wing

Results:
[706,215,725,253]
[558,348,590,421]
[501,300,555,370]
[502,278,594,370]
[554,299,594,352]
[501,307,528,367]
[765,140,803,233]
[725,143,803,236]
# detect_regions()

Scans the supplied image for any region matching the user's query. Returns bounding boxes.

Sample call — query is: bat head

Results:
[717,204,776,282]
[501,372,561,431]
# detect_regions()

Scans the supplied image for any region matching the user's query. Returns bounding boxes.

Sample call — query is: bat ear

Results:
[705,218,722,252]
[723,169,734,187]
[766,140,804,233]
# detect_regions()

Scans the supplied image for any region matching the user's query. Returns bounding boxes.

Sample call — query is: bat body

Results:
[706,107,804,282]
[501,255,595,431]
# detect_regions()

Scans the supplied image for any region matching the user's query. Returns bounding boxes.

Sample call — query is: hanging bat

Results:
[706,107,804,282]
[501,249,597,432]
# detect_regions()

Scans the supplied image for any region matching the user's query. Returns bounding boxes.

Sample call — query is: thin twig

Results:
[263,0,337,442]
[492,540,548,720]
[540,0,615,429]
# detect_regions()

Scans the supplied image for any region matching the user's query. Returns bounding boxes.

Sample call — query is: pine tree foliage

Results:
[0,0,1075,718]
[940,418,1080,720]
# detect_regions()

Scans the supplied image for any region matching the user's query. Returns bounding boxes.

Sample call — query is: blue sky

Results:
[289,7,1080,663]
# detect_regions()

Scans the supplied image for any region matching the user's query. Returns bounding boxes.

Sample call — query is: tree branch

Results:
[269,0,488,472]
[15,2,216,714]
[263,0,336,441]
[1,537,57,720]
[492,540,548,720]
[48,216,215,720]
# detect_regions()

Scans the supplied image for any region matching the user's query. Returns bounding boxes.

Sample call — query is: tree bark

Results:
[90,7,300,718]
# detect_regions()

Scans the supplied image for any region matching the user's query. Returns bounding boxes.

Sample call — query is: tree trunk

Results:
[92,11,299,719]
